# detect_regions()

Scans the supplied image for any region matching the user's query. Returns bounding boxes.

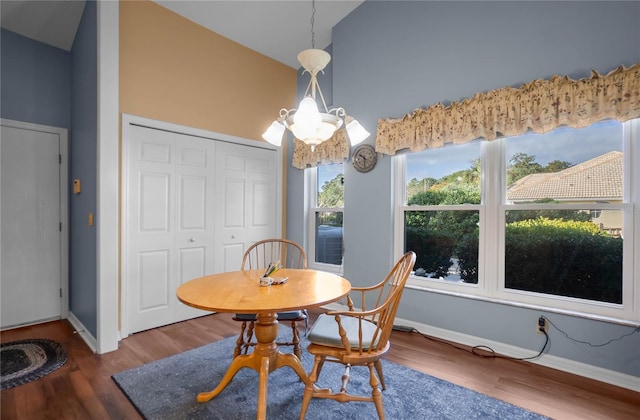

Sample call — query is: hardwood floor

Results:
[1,310,638,420]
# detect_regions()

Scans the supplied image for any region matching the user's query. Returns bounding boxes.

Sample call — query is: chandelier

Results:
[262,1,369,151]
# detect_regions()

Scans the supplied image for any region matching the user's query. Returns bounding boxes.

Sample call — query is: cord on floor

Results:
[391,325,549,361]
[392,315,640,361]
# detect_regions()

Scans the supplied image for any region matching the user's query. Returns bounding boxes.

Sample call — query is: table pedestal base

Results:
[196,312,308,420]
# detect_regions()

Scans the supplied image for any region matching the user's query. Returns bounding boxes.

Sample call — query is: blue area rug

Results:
[112,333,547,419]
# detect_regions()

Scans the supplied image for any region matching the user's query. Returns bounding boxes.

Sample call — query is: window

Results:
[396,119,639,322]
[503,123,624,304]
[404,142,481,283]
[308,164,344,270]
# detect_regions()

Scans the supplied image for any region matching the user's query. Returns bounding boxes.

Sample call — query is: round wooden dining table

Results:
[176,268,351,420]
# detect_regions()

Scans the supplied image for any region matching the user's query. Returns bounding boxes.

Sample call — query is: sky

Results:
[318,162,344,188]
[406,120,623,182]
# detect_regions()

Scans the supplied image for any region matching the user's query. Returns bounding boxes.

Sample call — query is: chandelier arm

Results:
[312,74,331,114]
[311,74,317,103]
[302,73,314,98]
[279,108,292,119]
[331,107,346,118]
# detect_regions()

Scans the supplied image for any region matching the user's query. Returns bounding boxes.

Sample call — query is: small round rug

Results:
[1,338,67,390]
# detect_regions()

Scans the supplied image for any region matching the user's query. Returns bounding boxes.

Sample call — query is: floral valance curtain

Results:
[375,63,640,156]
[292,128,350,169]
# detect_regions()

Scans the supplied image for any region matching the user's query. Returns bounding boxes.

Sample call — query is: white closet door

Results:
[125,125,212,333]
[173,135,217,321]
[214,141,278,272]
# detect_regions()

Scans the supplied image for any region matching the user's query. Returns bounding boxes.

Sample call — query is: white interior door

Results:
[125,125,213,333]
[173,135,217,321]
[214,141,278,272]
[1,121,67,329]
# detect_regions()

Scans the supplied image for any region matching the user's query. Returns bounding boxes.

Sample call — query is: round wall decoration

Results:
[352,144,377,173]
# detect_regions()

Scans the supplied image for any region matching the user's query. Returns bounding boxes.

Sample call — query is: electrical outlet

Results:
[536,316,548,334]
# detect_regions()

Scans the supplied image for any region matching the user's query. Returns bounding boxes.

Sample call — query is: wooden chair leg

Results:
[340,364,351,392]
[290,321,302,360]
[368,363,385,420]
[300,355,323,419]
[234,321,248,358]
[242,321,256,354]
[374,360,386,390]
[316,359,325,379]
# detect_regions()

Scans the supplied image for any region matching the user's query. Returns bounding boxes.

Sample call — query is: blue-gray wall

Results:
[70,0,97,337]
[1,1,97,337]
[288,1,640,377]
[0,29,71,127]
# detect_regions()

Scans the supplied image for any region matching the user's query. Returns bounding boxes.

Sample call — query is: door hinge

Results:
[60,288,62,298]
[60,222,62,232]
[59,154,62,164]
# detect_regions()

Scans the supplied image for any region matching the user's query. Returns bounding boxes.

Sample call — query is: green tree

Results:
[463,158,481,184]
[407,158,480,202]
[405,186,480,281]
[407,184,480,207]
[506,205,592,224]
[404,158,481,280]
[507,152,543,186]
[436,160,480,188]
[437,158,481,187]
[318,175,344,207]
[544,160,573,172]
[407,177,438,199]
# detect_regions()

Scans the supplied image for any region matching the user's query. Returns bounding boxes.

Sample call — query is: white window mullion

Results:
[625,119,639,319]
[393,154,407,263]
[482,140,503,297]
[305,167,316,259]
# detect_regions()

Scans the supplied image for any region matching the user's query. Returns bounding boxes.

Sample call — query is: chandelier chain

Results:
[311,0,316,49]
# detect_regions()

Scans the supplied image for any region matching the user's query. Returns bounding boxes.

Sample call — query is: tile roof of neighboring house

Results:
[506,151,622,202]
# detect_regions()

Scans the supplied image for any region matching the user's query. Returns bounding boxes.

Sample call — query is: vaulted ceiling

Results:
[0,0,363,68]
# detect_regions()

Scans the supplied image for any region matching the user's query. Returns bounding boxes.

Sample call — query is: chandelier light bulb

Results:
[316,121,337,141]
[291,122,320,143]
[294,97,321,128]
[345,118,370,146]
[261,120,286,146]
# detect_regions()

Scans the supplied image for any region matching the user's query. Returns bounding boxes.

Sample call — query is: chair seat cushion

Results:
[307,313,379,350]
[234,310,305,321]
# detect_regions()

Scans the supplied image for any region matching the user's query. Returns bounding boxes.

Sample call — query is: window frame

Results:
[306,165,344,273]
[394,119,639,323]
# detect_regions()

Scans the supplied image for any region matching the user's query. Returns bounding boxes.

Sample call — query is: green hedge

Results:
[505,218,622,303]
[405,227,454,278]
[408,217,623,301]
[457,231,479,283]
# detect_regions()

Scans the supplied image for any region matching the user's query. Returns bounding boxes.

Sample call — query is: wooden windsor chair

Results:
[299,251,416,420]
[233,238,308,359]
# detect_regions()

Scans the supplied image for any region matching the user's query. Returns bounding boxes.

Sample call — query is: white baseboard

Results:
[67,312,98,353]
[321,303,639,392]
